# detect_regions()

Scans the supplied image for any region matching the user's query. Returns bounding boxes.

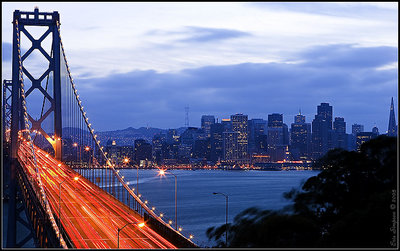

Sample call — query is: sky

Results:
[2,2,398,132]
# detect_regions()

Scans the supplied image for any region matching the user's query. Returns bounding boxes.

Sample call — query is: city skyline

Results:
[97,98,395,135]
[2,2,398,132]
[97,101,391,168]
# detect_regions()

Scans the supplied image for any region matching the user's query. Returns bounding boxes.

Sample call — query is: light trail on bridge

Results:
[18,142,176,249]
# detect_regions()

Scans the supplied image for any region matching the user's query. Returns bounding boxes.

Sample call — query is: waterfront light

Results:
[158,170,178,230]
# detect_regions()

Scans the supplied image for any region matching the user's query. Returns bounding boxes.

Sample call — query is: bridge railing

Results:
[55,20,197,247]
[17,145,73,248]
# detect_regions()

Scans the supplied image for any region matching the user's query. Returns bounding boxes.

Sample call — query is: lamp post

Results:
[159,169,178,230]
[84,146,92,180]
[136,163,139,196]
[59,176,79,243]
[117,222,145,248]
[72,142,78,169]
[213,192,228,247]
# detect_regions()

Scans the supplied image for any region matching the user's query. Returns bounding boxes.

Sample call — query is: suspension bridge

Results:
[2,8,197,249]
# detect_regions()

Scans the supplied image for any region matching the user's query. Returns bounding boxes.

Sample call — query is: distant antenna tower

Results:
[185,106,189,127]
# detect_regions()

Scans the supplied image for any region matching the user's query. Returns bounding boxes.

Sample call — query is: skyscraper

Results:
[352,124,364,136]
[201,115,215,138]
[356,132,378,151]
[348,124,364,151]
[267,113,289,161]
[290,112,311,160]
[231,114,248,161]
[248,118,267,155]
[223,131,239,161]
[152,133,166,164]
[210,123,224,162]
[387,97,397,137]
[134,139,152,166]
[312,103,333,160]
[333,117,347,149]
[221,119,232,132]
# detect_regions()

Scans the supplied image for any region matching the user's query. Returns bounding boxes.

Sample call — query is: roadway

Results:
[18,142,176,249]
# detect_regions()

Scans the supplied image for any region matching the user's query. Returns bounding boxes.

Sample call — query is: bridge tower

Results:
[10,7,62,161]
[7,8,63,247]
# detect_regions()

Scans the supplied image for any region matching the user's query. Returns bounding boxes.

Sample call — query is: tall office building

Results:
[290,113,311,160]
[201,115,215,138]
[248,119,267,155]
[356,132,378,151]
[268,113,284,127]
[333,117,347,149]
[267,113,289,161]
[105,143,134,166]
[311,103,333,160]
[210,123,224,162]
[223,131,239,161]
[221,119,232,132]
[347,124,364,151]
[387,97,397,137]
[352,124,364,136]
[231,114,248,160]
[152,133,166,164]
[134,139,152,166]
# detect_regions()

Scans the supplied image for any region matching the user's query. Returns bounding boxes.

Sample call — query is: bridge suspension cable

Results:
[9,9,195,246]
[55,21,193,240]
[14,18,67,249]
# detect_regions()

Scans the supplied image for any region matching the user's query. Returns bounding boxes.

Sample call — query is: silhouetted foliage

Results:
[207,135,397,248]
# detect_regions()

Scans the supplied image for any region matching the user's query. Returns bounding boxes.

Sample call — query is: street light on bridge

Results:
[117,221,145,248]
[72,142,78,168]
[158,169,178,230]
[84,146,93,179]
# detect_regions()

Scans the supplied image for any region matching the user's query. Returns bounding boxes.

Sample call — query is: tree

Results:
[206,207,319,248]
[207,135,397,248]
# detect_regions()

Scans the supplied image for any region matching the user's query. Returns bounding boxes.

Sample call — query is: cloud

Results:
[178,26,251,43]
[298,44,398,68]
[147,26,251,43]
[2,42,12,62]
[72,44,397,132]
[249,2,397,18]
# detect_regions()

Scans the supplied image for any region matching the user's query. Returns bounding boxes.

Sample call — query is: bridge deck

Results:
[18,142,176,249]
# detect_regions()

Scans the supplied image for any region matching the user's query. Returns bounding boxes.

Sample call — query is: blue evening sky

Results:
[2,2,398,132]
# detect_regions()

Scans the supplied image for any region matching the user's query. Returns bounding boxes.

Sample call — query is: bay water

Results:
[115,169,319,247]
